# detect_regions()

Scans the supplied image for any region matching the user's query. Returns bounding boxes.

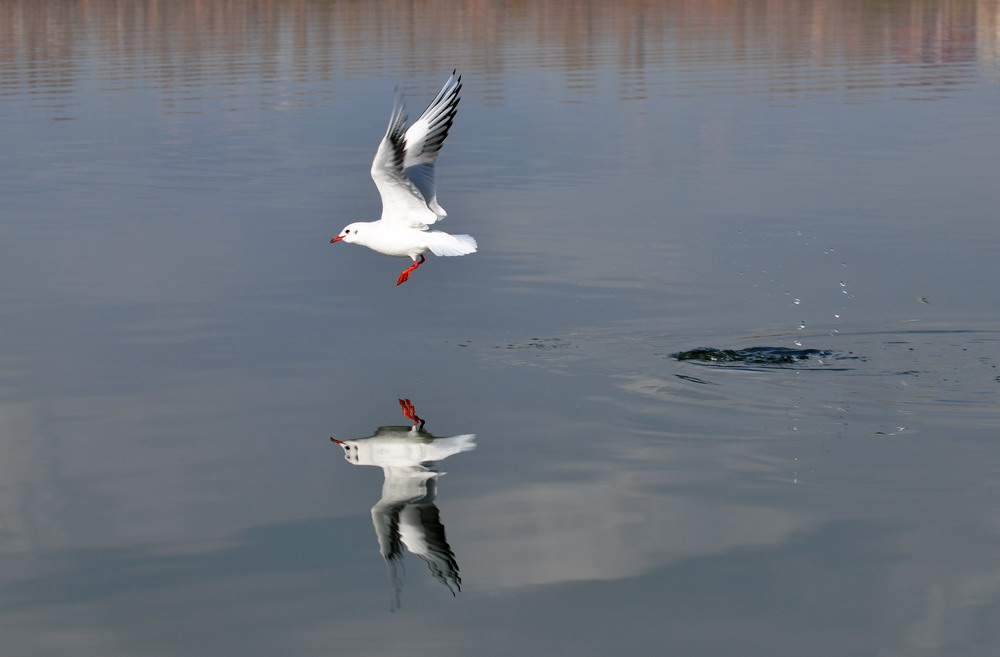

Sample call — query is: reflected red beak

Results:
[330,235,344,243]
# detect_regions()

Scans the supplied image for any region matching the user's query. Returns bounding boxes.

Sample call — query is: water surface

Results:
[2,1,1000,655]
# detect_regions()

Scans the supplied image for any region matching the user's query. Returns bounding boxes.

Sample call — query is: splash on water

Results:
[673,346,835,366]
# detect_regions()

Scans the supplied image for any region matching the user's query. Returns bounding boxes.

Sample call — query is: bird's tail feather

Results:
[425,231,477,257]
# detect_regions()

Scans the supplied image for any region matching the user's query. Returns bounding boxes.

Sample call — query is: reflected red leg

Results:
[398,398,425,429]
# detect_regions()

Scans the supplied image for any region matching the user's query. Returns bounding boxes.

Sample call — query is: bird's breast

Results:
[363,225,430,258]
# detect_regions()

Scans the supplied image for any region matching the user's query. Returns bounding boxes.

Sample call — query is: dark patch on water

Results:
[675,374,719,385]
[672,346,858,368]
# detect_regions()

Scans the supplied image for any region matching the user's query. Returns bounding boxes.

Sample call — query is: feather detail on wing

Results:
[371,93,439,229]
[399,502,462,595]
[403,71,462,220]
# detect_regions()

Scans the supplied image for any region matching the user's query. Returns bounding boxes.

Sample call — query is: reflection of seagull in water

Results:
[332,399,476,609]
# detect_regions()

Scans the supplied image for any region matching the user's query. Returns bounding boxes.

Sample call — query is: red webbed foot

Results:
[396,255,426,286]
[398,398,425,429]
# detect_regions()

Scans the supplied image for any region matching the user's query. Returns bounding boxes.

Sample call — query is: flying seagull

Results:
[331,72,476,285]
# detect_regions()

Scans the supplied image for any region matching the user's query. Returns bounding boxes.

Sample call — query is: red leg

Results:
[396,255,425,286]
[398,399,425,429]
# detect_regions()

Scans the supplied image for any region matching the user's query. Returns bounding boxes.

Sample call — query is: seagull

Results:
[331,399,476,608]
[330,72,476,286]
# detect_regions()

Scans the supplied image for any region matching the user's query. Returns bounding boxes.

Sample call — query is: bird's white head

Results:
[331,438,363,464]
[330,222,366,245]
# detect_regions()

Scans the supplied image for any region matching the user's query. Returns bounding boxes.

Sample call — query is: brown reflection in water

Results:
[1,0,998,105]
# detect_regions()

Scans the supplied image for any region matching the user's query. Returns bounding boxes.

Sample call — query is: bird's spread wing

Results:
[371,93,439,229]
[399,502,461,595]
[403,72,461,221]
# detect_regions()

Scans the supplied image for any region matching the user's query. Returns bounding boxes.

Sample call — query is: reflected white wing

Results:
[370,73,461,228]
[403,72,461,220]
[399,501,461,595]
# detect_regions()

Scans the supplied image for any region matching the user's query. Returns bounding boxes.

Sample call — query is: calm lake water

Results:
[3,1,1000,655]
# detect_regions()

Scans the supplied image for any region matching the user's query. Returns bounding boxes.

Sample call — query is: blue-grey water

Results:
[2,1,1000,655]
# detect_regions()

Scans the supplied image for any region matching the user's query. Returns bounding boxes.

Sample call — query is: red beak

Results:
[330,235,344,243]
[330,438,345,444]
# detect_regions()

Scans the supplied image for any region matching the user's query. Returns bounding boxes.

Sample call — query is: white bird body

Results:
[336,220,477,260]
[331,72,476,285]
[338,427,477,469]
